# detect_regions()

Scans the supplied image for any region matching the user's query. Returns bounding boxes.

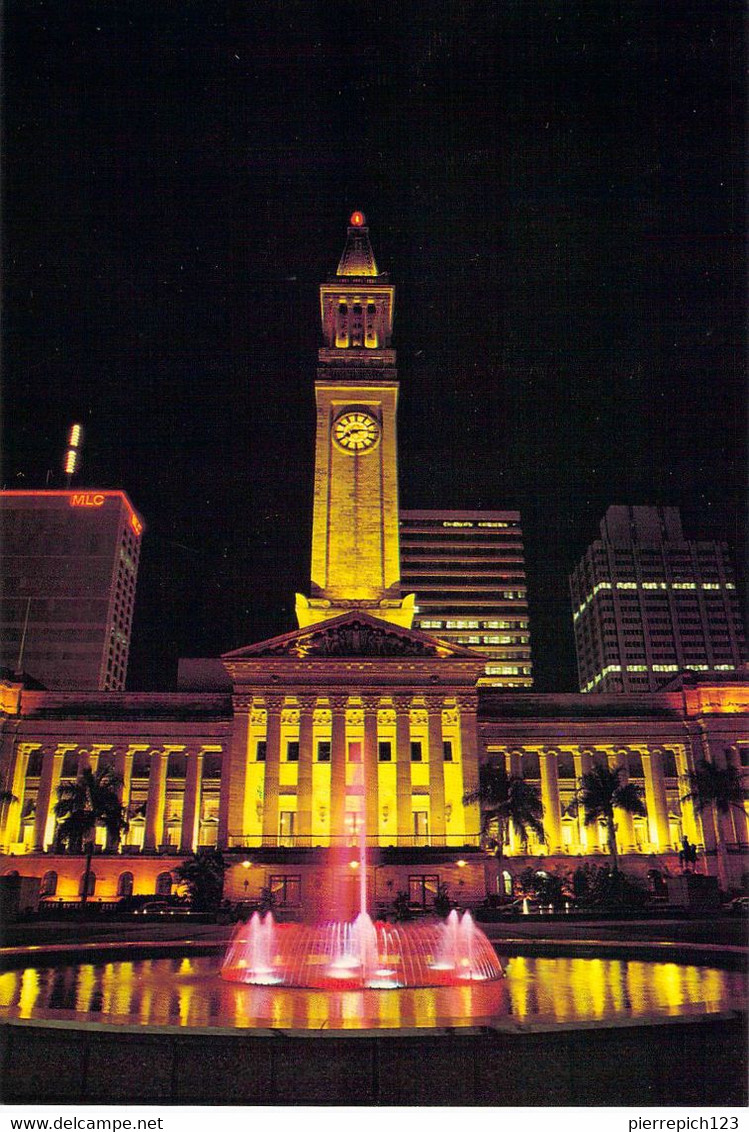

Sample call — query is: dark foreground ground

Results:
[1,1013,745,1106]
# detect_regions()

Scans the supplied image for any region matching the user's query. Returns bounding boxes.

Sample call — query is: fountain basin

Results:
[1,942,745,1104]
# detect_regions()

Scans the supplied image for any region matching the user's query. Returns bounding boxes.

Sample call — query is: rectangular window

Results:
[278,812,296,846]
[317,740,331,763]
[256,740,267,763]
[348,741,362,764]
[286,740,299,763]
[443,740,453,762]
[378,741,392,762]
[408,872,437,905]
[413,813,429,847]
[269,874,301,907]
[410,741,423,763]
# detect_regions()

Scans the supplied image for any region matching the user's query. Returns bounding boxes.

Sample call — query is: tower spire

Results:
[336,211,379,277]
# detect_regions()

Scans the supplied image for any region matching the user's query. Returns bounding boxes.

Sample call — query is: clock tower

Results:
[296,213,414,628]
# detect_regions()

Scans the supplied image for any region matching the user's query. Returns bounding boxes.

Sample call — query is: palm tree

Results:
[54,765,127,908]
[570,764,646,872]
[463,759,545,862]
[682,758,748,884]
[683,758,748,821]
[174,848,228,912]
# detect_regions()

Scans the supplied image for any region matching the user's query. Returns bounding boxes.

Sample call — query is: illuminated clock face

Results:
[333,410,380,452]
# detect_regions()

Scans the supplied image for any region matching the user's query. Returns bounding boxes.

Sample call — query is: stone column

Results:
[641,747,670,851]
[34,748,64,851]
[362,695,380,846]
[426,697,447,844]
[610,748,636,853]
[673,742,701,848]
[4,743,31,847]
[329,695,348,849]
[261,695,284,844]
[219,698,252,850]
[143,751,167,851]
[144,749,168,850]
[180,748,204,853]
[296,696,316,844]
[394,696,412,847]
[112,748,134,816]
[724,746,749,845]
[539,749,563,854]
[458,695,480,848]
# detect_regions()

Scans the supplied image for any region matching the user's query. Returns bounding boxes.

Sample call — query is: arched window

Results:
[155,871,173,897]
[117,871,134,898]
[40,870,58,897]
[79,871,96,897]
[502,870,513,897]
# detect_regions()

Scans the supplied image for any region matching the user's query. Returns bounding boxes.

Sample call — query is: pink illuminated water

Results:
[221,908,502,989]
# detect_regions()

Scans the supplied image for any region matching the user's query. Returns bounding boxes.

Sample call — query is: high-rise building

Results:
[400,510,532,687]
[0,490,144,690]
[571,505,746,693]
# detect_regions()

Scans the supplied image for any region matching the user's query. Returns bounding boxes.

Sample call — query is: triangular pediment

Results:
[222,611,486,661]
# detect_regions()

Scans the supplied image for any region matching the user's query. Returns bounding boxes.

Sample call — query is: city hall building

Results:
[1,215,747,914]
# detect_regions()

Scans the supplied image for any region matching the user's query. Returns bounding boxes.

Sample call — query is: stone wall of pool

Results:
[1,1014,746,1106]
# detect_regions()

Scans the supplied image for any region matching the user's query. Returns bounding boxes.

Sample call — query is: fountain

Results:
[221,906,502,989]
[221,748,502,989]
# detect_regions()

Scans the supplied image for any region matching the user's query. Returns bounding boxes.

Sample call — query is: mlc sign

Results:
[70,493,105,507]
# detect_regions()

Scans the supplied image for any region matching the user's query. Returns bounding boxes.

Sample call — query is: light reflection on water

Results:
[0,955,744,1032]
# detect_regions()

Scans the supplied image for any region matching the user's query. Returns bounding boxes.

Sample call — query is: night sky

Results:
[4,2,745,692]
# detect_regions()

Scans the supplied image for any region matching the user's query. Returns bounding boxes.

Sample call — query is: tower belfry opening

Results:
[296,213,415,629]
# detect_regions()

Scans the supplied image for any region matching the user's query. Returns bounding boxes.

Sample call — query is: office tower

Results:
[0,490,144,690]
[571,505,746,692]
[400,510,533,687]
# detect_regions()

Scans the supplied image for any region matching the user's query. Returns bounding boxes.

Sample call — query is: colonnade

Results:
[1,742,223,854]
[223,692,480,849]
[492,743,702,856]
[1,722,744,862]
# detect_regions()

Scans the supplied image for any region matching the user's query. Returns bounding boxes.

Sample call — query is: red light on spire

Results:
[349,211,365,227]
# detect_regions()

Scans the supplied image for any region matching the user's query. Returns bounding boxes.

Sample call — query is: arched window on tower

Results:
[336,302,349,348]
[365,302,378,347]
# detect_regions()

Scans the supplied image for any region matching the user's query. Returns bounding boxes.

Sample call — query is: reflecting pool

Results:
[0,954,744,1031]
